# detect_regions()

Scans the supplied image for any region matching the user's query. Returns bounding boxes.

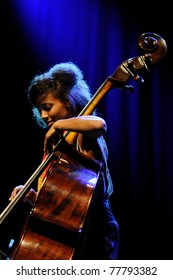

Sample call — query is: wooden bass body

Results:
[10,140,102,260]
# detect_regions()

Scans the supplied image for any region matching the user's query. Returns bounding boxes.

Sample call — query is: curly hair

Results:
[27,61,95,128]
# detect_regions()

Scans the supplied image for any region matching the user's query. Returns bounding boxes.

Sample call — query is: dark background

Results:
[0,0,172,260]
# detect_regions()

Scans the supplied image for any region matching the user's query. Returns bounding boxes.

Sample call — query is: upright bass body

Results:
[10,139,102,260]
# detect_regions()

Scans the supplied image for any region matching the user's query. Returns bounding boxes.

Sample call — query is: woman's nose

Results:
[41,110,49,120]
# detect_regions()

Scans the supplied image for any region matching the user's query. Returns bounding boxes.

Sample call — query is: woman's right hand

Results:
[9,185,37,206]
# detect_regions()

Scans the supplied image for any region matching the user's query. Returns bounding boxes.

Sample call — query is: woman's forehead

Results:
[37,91,57,104]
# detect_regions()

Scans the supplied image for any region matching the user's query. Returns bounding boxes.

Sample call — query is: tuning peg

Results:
[122,59,144,83]
[121,85,134,92]
[139,53,152,72]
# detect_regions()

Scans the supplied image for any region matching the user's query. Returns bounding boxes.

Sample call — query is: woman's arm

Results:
[44,115,107,153]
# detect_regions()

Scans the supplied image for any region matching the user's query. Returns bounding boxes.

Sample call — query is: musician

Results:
[9,61,119,260]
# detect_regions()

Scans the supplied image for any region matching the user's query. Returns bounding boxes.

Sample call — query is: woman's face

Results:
[37,92,70,128]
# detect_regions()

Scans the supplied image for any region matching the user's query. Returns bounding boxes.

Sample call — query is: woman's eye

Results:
[42,104,52,111]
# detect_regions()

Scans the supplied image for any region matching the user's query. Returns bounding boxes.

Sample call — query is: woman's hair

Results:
[27,61,95,129]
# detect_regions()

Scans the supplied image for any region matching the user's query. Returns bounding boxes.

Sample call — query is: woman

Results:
[9,61,119,259]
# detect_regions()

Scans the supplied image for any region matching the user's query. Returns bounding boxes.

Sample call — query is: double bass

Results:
[0,33,167,259]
